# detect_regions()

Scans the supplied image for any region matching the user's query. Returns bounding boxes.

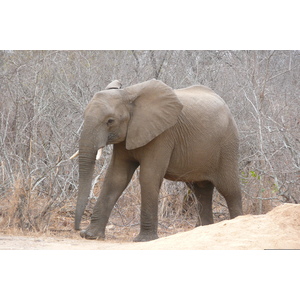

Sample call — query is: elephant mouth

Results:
[69,148,103,160]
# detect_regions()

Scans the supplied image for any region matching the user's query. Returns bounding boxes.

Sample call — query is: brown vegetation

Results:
[0,50,299,237]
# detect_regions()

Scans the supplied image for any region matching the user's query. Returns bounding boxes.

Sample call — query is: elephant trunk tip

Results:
[74,217,82,231]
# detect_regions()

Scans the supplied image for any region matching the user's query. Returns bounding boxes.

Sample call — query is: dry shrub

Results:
[241,170,284,215]
[0,175,65,233]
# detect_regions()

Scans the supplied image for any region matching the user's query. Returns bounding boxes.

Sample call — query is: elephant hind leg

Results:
[187,181,214,226]
[214,176,243,220]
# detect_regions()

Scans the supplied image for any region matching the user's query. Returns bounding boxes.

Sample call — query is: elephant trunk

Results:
[74,147,97,230]
[74,119,108,230]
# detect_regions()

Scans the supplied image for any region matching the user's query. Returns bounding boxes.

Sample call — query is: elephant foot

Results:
[80,228,105,240]
[133,232,159,242]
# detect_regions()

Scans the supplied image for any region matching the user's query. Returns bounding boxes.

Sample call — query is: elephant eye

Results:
[107,118,115,126]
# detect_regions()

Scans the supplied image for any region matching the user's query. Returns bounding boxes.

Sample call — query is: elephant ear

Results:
[124,79,183,150]
[105,80,122,90]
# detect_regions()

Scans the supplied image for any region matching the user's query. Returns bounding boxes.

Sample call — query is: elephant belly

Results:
[165,150,219,183]
[165,167,211,182]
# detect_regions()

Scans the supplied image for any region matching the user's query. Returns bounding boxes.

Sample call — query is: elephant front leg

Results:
[133,193,159,242]
[80,191,116,240]
[133,168,164,242]
[80,159,138,240]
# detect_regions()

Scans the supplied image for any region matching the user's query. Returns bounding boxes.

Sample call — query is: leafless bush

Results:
[1,50,299,233]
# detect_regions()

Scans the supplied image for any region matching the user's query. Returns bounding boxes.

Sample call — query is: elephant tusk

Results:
[70,148,102,160]
[96,148,102,160]
[69,150,79,160]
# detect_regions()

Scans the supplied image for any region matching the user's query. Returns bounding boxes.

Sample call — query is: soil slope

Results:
[1,203,300,250]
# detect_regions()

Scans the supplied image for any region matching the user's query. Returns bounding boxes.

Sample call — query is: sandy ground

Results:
[1,203,300,250]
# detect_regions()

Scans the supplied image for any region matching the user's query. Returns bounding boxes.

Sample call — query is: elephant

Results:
[72,79,243,242]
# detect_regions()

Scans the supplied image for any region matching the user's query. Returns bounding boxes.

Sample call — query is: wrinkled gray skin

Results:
[75,79,242,242]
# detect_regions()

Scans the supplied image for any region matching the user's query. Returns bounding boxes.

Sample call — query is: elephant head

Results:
[74,79,183,230]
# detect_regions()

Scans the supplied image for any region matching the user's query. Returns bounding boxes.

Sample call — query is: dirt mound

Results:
[134,203,300,250]
[1,204,300,250]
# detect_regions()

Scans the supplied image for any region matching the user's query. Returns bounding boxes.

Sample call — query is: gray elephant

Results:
[72,79,242,242]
